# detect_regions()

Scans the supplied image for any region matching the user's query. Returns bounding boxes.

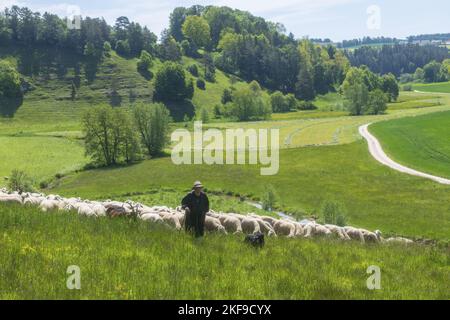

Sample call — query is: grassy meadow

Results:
[1,203,448,300]
[413,81,450,93]
[52,140,450,240]
[371,110,450,179]
[1,42,450,300]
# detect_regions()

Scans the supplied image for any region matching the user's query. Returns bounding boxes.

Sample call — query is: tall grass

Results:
[0,203,448,300]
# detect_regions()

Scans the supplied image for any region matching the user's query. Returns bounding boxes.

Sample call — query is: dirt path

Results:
[359,124,450,185]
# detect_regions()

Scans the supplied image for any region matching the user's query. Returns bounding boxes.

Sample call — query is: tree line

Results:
[346,44,449,76]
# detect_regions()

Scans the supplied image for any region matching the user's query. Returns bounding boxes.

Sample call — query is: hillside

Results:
[0,44,267,124]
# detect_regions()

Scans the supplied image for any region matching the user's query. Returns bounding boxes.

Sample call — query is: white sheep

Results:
[292,222,304,237]
[141,213,164,224]
[344,226,366,243]
[162,214,182,230]
[273,220,296,238]
[204,216,227,234]
[0,194,23,204]
[220,215,243,234]
[77,203,96,216]
[39,199,61,212]
[385,237,414,245]
[361,229,382,243]
[324,224,351,240]
[254,218,277,237]
[259,215,279,227]
[241,216,261,234]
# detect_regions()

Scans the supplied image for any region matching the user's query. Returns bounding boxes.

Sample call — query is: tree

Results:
[231,84,271,121]
[423,61,442,83]
[187,64,199,77]
[182,15,210,49]
[70,81,77,101]
[382,73,399,102]
[414,67,425,82]
[103,41,112,57]
[133,103,171,157]
[159,30,182,61]
[115,40,131,56]
[137,50,153,72]
[271,91,289,113]
[203,52,216,82]
[295,41,315,101]
[342,68,369,116]
[154,62,194,102]
[82,105,140,166]
[343,82,369,116]
[0,60,22,99]
[200,107,210,123]
[196,78,206,90]
[366,89,388,115]
[221,88,233,104]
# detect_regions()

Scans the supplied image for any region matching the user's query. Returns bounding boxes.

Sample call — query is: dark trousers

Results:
[185,209,206,238]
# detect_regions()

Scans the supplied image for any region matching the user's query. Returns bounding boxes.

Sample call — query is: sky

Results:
[1,0,449,41]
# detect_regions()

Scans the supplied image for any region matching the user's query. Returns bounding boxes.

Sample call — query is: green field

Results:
[53,140,450,239]
[371,110,450,179]
[0,135,87,183]
[1,39,450,300]
[1,204,448,300]
[413,81,450,93]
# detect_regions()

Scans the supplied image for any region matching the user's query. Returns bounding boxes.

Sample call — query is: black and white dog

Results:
[245,232,265,248]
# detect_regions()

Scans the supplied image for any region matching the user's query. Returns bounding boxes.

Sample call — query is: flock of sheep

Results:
[0,188,415,245]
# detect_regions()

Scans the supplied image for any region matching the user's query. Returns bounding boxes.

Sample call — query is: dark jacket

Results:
[181,191,210,216]
[181,191,210,237]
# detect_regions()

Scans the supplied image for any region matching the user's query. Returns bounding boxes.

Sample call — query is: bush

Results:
[204,69,215,82]
[137,50,153,72]
[221,88,233,105]
[154,62,194,102]
[7,170,35,193]
[297,101,317,110]
[231,85,272,121]
[115,40,131,56]
[321,200,347,227]
[196,78,206,90]
[200,108,210,123]
[261,185,278,211]
[403,84,413,91]
[187,64,199,77]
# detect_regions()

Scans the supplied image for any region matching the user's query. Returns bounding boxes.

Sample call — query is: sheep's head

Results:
[375,230,382,240]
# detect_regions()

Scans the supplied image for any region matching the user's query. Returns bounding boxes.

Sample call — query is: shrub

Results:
[187,64,199,77]
[321,200,347,227]
[221,88,233,105]
[7,170,35,193]
[196,78,206,90]
[261,185,278,211]
[403,84,413,92]
[298,101,317,110]
[200,108,210,123]
[115,40,131,56]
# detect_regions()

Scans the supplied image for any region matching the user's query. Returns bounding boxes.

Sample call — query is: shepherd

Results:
[181,181,210,238]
